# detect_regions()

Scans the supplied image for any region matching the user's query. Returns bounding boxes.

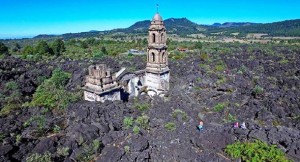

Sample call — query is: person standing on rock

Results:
[198,120,204,132]
[241,122,247,129]
[233,122,239,128]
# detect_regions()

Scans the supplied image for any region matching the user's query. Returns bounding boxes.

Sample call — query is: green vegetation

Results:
[124,145,130,153]
[224,113,237,123]
[216,74,227,85]
[252,85,264,96]
[136,114,150,129]
[35,41,53,55]
[0,83,22,116]
[165,122,176,131]
[237,65,248,74]
[57,147,70,157]
[225,140,291,162]
[53,125,61,133]
[214,103,226,112]
[200,53,208,61]
[25,69,80,110]
[0,101,21,116]
[214,61,227,72]
[75,139,101,162]
[169,51,186,60]
[22,45,35,56]
[0,42,9,55]
[26,151,52,162]
[0,133,4,143]
[134,103,150,112]
[5,81,18,90]
[133,125,140,134]
[206,19,300,37]
[172,109,188,121]
[16,134,22,144]
[51,39,65,56]
[123,117,134,129]
[23,115,46,133]
[194,41,203,50]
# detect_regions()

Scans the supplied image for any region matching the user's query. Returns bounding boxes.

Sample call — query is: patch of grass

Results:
[76,139,101,162]
[0,90,22,116]
[200,53,208,61]
[170,51,186,60]
[25,68,80,110]
[0,133,4,143]
[216,74,227,85]
[133,126,140,134]
[214,103,225,112]
[134,103,150,112]
[252,85,264,96]
[53,125,61,133]
[172,109,188,121]
[194,86,202,91]
[5,81,18,90]
[16,134,22,144]
[224,113,236,123]
[272,120,281,127]
[234,103,240,107]
[198,63,210,70]
[225,140,291,162]
[23,115,46,133]
[279,59,289,64]
[26,151,52,162]
[0,103,20,116]
[135,114,150,129]
[215,61,226,72]
[92,139,101,153]
[237,65,247,74]
[165,122,176,131]
[124,145,130,153]
[57,147,70,157]
[123,117,134,129]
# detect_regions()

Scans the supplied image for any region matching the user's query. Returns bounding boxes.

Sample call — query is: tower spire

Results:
[156,4,159,13]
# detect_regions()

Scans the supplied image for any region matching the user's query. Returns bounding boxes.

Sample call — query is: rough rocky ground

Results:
[0,44,299,161]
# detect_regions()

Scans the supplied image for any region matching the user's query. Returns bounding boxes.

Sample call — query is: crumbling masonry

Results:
[83,13,170,102]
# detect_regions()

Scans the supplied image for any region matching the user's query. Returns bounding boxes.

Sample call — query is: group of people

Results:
[197,120,247,132]
[233,122,247,129]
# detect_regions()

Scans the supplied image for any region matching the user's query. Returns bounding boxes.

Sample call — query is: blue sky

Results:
[1,0,300,39]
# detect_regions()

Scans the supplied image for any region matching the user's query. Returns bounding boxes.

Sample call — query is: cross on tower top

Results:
[156,4,159,13]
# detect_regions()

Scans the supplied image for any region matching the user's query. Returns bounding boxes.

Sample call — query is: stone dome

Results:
[152,13,163,21]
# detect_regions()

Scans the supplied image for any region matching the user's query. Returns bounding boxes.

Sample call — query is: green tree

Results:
[35,41,53,55]
[142,38,147,45]
[80,41,88,49]
[52,39,66,56]
[194,41,202,50]
[22,45,34,56]
[101,46,108,55]
[86,38,96,45]
[12,43,21,52]
[0,42,9,55]
[26,68,80,110]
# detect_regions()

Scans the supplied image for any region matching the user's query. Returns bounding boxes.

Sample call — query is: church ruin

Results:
[83,12,170,102]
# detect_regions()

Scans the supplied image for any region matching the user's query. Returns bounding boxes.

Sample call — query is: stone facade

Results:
[145,13,170,95]
[83,12,169,102]
[83,64,121,102]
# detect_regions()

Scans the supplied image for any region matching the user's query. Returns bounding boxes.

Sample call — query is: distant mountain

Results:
[211,22,259,28]
[115,18,206,36]
[164,18,206,35]
[206,19,300,37]
[211,23,222,27]
[34,34,57,39]
[30,18,300,40]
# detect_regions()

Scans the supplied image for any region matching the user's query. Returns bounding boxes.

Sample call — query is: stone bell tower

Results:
[144,12,170,95]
